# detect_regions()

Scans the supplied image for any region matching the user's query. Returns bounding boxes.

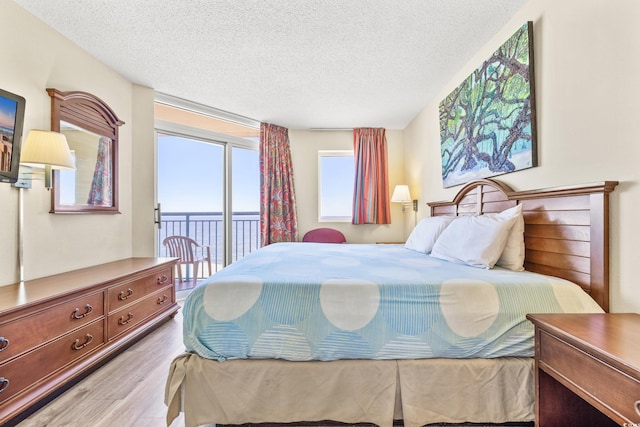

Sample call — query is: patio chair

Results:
[162,235,212,285]
[302,228,347,243]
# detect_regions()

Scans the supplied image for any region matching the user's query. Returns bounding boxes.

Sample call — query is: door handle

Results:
[154,202,162,229]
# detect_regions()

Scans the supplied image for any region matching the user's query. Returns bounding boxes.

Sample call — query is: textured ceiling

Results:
[12,0,526,129]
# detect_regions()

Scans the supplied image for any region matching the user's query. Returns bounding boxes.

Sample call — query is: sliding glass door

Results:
[157,133,261,282]
[231,146,260,262]
[157,132,225,280]
[154,100,260,287]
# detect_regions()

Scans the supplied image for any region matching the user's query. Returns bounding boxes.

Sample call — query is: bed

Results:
[165,178,618,427]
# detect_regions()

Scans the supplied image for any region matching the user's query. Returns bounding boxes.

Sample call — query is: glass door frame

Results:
[154,119,258,270]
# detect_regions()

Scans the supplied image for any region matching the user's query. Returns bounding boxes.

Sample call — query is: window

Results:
[318,150,354,222]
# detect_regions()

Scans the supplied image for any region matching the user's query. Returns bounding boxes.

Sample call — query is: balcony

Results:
[157,211,260,282]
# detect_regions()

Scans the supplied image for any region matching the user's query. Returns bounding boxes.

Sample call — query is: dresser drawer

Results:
[539,329,640,423]
[107,286,175,340]
[0,292,104,363]
[0,319,104,405]
[107,268,173,313]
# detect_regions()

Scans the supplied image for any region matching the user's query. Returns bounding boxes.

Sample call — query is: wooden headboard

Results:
[428,178,618,312]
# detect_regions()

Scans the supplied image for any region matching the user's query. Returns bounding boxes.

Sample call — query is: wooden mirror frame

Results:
[48,88,124,213]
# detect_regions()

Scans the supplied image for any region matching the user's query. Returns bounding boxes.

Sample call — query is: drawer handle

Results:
[71,333,94,351]
[71,304,93,319]
[0,377,9,393]
[157,274,169,285]
[635,400,640,417]
[118,288,134,301]
[157,294,168,305]
[118,312,134,325]
[0,337,9,352]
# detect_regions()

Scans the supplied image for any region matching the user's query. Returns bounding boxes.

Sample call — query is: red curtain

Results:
[352,128,391,224]
[259,123,299,245]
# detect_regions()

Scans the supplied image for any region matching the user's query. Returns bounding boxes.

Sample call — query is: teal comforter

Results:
[183,243,602,361]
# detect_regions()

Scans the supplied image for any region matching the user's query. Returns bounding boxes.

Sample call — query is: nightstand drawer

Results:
[539,329,640,422]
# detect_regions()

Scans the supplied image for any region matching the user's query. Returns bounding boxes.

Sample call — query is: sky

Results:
[158,134,259,213]
[320,155,354,218]
[158,133,355,217]
[0,95,17,130]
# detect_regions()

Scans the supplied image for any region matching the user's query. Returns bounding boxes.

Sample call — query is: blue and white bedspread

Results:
[183,243,603,362]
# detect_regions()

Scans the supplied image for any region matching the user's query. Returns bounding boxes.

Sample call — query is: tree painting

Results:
[439,22,537,188]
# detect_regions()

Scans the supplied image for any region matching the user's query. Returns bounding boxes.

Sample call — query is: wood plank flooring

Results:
[15,297,195,427]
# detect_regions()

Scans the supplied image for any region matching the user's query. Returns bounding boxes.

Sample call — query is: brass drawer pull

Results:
[157,274,169,285]
[0,337,9,352]
[0,377,9,393]
[118,288,134,301]
[71,304,93,319]
[635,400,640,417]
[157,295,168,305]
[118,312,134,325]
[71,333,94,351]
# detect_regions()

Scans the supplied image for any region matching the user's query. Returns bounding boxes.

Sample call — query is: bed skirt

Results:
[165,354,534,427]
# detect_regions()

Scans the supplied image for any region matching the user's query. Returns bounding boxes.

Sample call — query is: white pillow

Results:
[404,216,456,254]
[489,206,525,271]
[430,205,521,269]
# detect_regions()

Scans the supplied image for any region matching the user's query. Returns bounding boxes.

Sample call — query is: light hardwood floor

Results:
[15,298,192,427]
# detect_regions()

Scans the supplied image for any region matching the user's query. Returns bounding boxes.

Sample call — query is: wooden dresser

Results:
[0,257,179,426]
[527,313,640,427]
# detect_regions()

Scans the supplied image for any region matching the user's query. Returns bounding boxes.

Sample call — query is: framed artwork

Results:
[439,22,537,188]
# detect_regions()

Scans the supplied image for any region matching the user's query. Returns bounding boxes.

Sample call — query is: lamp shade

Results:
[391,184,412,202]
[20,130,75,170]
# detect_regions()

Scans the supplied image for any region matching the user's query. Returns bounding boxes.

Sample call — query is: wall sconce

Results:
[13,130,75,284]
[391,184,418,212]
[16,130,75,189]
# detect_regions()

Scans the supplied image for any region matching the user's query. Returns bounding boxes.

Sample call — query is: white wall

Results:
[0,0,141,284]
[290,129,409,243]
[403,0,640,312]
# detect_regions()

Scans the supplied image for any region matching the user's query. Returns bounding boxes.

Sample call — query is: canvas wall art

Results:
[439,22,537,188]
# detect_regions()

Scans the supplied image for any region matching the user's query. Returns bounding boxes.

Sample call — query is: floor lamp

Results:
[14,130,75,283]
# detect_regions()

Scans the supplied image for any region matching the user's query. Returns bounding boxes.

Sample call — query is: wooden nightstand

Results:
[527,313,640,426]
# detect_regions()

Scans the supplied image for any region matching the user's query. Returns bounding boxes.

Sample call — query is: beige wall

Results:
[0,0,143,284]
[131,85,157,257]
[403,0,640,312]
[290,129,409,243]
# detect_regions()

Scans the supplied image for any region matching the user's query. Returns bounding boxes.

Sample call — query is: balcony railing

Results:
[157,211,260,279]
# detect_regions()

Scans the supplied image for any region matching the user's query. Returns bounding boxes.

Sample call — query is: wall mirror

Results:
[48,88,124,213]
